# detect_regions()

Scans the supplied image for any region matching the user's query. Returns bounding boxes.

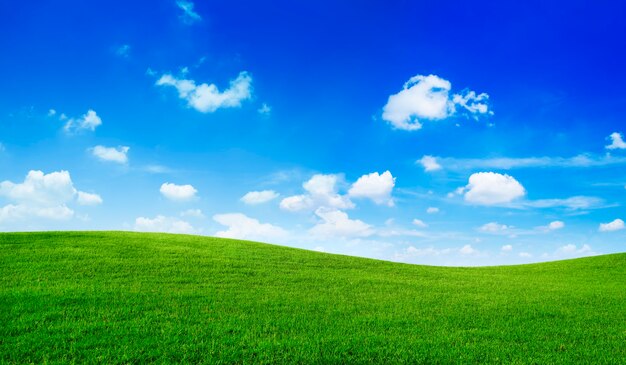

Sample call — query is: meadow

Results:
[1,231,625,363]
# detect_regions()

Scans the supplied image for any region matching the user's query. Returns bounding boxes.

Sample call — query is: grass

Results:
[1,231,625,364]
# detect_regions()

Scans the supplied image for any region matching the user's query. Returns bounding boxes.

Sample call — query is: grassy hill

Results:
[1,231,625,364]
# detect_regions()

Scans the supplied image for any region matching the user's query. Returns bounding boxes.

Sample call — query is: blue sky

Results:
[1,0,625,265]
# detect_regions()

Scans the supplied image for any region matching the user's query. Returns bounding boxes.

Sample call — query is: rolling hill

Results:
[1,231,625,363]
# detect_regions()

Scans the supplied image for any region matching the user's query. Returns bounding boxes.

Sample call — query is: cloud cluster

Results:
[309,208,374,238]
[382,74,492,131]
[280,174,353,212]
[0,170,101,223]
[156,71,252,113]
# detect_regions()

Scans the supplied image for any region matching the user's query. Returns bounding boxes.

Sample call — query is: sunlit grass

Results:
[1,231,625,363]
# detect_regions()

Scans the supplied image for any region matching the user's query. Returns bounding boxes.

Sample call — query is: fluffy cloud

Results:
[280,174,353,212]
[599,219,624,232]
[134,215,197,234]
[479,222,510,233]
[240,190,279,205]
[348,171,395,206]
[0,170,100,222]
[213,213,287,241]
[606,132,626,150]
[309,208,374,238]
[176,0,201,24]
[90,145,129,164]
[418,155,442,172]
[64,109,102,133]
[381,74,491,131]
[160,183,197,202]
[156,71,252,113]
[463,172,526,205]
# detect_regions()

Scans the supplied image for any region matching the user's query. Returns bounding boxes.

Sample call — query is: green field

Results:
[1,231,625,364]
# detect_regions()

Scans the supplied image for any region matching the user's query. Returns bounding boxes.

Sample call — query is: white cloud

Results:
[525,196,602,210]
[501,244,513,252]
[412,219,427,228]
[426,207,439,214]
[519,252,532,258]
[396,246,453,259]
[0,170,98,222]
[156,71,252,113]
[309,208,374,238]
[116,44,131,58]
[464,172,526,205]
[134,215,197,234]
[258,103,271,116]
[64,109,102,133]
[548,221,565,230]
[76,191,103,206]
[176,0,201,23]
[599,218,624,232]
[348,171,395,206]
[459,244,477,255]
[180,209,204,218]
[213,213,287,241]
[160,183,197,202]
[240,190,279,205]
[418,155,442,172]
[280,174,353,212]
[554,244,594,257]
[90,145,129,164]
[381,74,491,131]
[479,222,510,233]
[606,132,626,150]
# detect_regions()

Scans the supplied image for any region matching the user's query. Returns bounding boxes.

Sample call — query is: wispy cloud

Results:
[176,1,201,24]
[422,154,626,171]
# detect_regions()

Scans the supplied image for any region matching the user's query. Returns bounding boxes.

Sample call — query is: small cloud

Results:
[418,155,442,172]
[606,132,626,150]
[241,190,279,205]
[90,145,129,164]
[213,213,287,241]
[412,219,427,228]
[47,109,56,117]
[76,191,103,206]
[160,183,197,202]
[176,0,201,24]
[463,172,526,205]
[348,171,395,206]
[548,220,565,230]
[134,215,198,234]
[479,222,510,233]
[64,109,102,133]
[155,71,253,113]
[426,207,439,214]
[519,252,532,258]
[280,174,353,212]
[115,44,131,58]
[258,103,271,117]
[501,244,513,252]
[381,74,492,131]
[599,218,624,232]
[180,209,204,218]
[309,208,374,238]
[459,244,477,255]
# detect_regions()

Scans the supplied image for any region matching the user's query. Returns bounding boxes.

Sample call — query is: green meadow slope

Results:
[1,232,625,364]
